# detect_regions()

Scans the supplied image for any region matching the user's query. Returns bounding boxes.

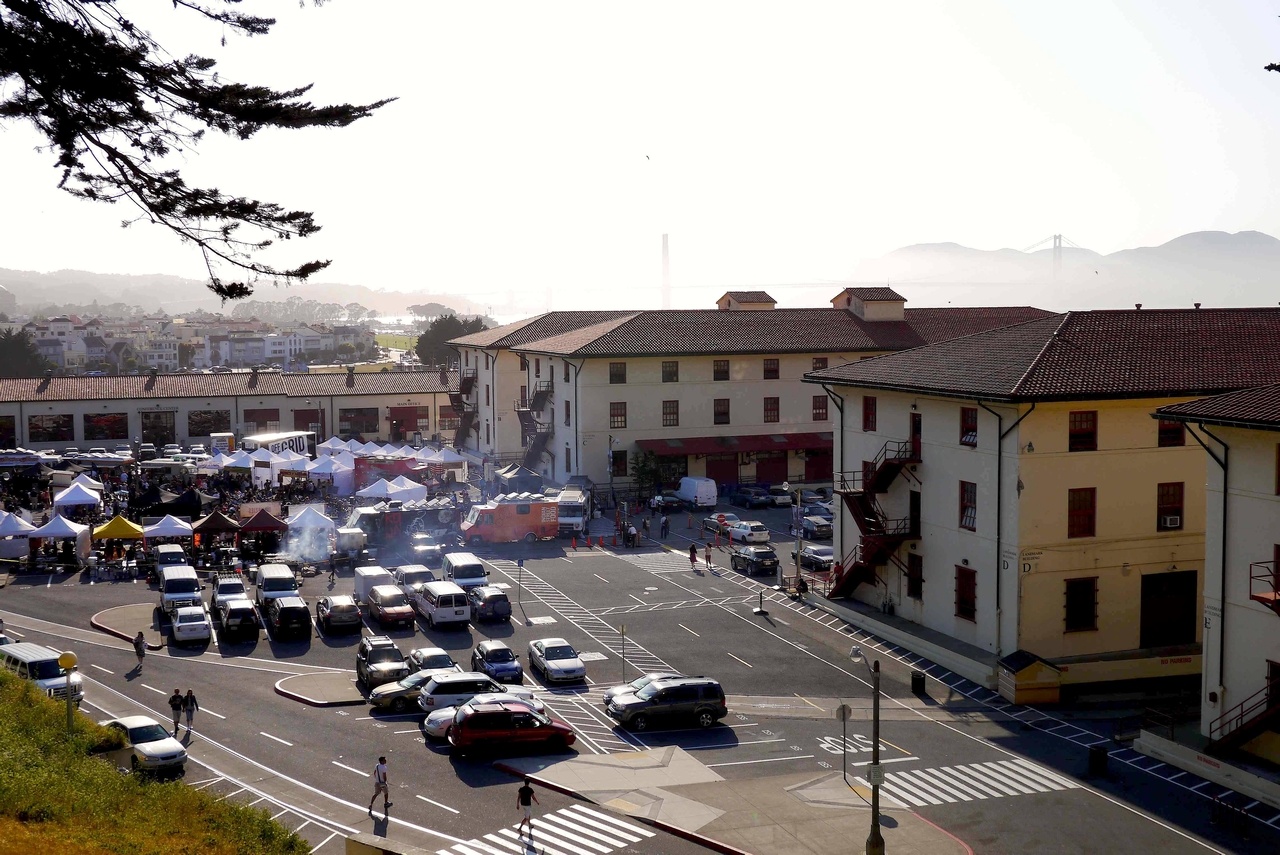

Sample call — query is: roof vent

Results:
[1194,303,1201,309]
[44,369,53,380]
[148,367,158,378]
[1135,303,1142,310]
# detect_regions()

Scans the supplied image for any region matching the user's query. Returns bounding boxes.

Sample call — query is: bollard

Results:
[911,670,926,696]
[572,536,577,550]
[687,512,693,529]
[612,534,617,548]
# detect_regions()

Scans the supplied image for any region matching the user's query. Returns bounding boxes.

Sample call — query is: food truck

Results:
[461,493,559,545]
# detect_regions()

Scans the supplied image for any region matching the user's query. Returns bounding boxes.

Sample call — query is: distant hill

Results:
[847,230,1280,310]
[0,268,482,317]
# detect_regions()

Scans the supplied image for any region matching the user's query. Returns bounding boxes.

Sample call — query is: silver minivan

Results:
[0,642,84,705]
[412,580,470,628]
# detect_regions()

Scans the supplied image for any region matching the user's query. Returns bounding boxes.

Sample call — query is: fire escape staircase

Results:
[1207,677,1280,754]
[515,395,554,469]
[827,439,921,600]
[458,368,478,397]
[454,403,477,445]
[1249,561,1280,616]
[528,380,554,411]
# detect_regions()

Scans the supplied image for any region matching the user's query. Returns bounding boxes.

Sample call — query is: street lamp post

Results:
[57,650,78,733]
[850,646,884,855]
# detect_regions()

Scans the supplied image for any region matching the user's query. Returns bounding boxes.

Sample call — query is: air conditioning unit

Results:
[1161,515,1181,528]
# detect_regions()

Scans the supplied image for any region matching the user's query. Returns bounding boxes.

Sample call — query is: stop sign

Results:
[717,514,726,524]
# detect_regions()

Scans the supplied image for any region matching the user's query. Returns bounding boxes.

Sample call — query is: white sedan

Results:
[527,637,587,683]
[423,692,546,739]
[100,715,187,774]
[171,606,212,646]
[727,520,771,543]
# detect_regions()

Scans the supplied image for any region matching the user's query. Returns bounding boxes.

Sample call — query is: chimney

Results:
[1194,303,1201,309]
[1135,304,1142,310]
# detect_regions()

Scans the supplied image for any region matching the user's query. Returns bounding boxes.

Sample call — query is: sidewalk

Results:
[496,747,971,855]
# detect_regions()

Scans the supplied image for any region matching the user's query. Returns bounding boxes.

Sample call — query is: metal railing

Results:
[1209,677,1280,742]
[1249,560,1279,606]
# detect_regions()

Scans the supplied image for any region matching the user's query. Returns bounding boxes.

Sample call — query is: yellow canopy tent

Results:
[92,515,145,540]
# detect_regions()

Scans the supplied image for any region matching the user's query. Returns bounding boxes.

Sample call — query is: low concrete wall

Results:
[346,832,432,855]
[1134,729,1280,812]
[807,597,998,689]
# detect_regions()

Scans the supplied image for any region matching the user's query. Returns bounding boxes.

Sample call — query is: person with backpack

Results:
[368,755,392,815]
[168,689,184,737]
[182,689,200,735]
[132,631,146,671]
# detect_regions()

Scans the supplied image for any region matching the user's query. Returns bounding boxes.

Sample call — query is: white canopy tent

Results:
[346,438,364,451]
[334,450,357,468]
[71,473,105,491]
[53,482,102,508]
[287,505,336,532]
[317,436,349,456]
[198,452,231,472]
[0,512,36,537]
[29,514,91,562]
[355,478,402,500]
[306,455,355,496]
[223,450,254,469]
[143,515,194,538]
[285,504,336,561]
[389,475,429,502]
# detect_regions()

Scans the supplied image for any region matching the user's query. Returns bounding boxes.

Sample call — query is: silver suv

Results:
[355,635,409,689]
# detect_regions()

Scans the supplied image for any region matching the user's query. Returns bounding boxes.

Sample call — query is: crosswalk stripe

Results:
[908,768,973,802]
[871,777,927,807]
[977,762,1041,794]
[950,764,1021,797]
[506,825,596,855]
[450,845,491,855]
[894,770,958,804]
[1009,757,1077,789]
[480,834,529,855]
[454,840,507,855]
[536,814,617,851]
[540,811,628,846]
[561,808,644,843]
[997,760,1067,791]
[928,767,991,800]
[569,805,655,837]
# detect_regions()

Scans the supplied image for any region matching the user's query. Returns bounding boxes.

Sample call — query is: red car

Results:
[366,585,415,629]
[447,701,576,757]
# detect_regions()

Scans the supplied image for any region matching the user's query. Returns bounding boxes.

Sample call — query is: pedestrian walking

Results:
[626,523,637,548]
[368,755,392,815]
[704,543,713,570]
[167,689,184,737]
[182,689,199,734]
[641,517,650,539]
[516,778,540,836]
[689,544,698,570]
[132,631,146,670]
[649,495,658,518]
[660,514,669,539]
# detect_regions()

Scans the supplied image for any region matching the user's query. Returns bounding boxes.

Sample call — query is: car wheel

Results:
[696,710,716,728]
[630,714,649,732]
[391,696,409,713]
[523,532,537,544]
[131,755,140,772]
[428,613,435,629]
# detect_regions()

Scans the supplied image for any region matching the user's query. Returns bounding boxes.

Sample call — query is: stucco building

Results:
[807,307,1280,692]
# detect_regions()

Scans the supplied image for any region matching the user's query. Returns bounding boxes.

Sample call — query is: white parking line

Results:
[332,760,368,776]
[727,652,753,668]
[310,831,339,853]
[678,624,700,637]
[706,754,814,768]
[593,574,609,584]
[683,738,786,750]
[90,664,114,675]
[260,732,293,746]
[415,794,460,813]
[628,595,646,605]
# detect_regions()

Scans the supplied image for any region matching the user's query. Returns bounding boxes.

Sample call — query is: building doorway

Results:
[1139,570,1198,648]
[755,451,787,485]
[705,453,737,490]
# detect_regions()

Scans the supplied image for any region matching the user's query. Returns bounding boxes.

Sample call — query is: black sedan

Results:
[792,543,836,572]
[731,486,771,509]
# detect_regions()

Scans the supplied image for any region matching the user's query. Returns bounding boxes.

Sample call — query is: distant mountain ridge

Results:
[848,230,1280,310]
[0,267,481,317]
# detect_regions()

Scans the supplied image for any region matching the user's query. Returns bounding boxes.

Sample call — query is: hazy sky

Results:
[4,1,1280,314]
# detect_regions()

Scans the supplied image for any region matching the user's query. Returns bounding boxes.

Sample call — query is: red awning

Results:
[636,432,833,457]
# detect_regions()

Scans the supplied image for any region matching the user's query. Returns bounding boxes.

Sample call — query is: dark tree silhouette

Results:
[0,1,393,299]
[415,314,487,366]
[0,329,51,377]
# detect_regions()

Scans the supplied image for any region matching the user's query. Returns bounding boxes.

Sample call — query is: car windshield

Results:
[544,645,576,660]
[31,660,65,680]
[810,547,834,558]
[635,683,663,701]
[483,594,508,605]
[177,613,205,624]
[165,579,198,594]
[218,581,246,596]
[379,592,409,607]
[399,672,431,688]
[368,648,403,665]
[749,524,767,532]
[485,648,515,663]
[330,603,358,615]
[128,723,172,744]
[418,653,455,669]
[757,550,778,561]
[263,578,295,592]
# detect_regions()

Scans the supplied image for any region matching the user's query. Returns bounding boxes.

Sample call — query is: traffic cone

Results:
[598,536,604,548]
[612,534,618,548]
[571,536,577,550]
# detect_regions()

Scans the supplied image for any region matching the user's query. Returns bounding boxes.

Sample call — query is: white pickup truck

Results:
[209,573,249,612]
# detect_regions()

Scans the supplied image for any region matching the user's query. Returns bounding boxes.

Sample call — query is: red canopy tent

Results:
[239,508,288,532]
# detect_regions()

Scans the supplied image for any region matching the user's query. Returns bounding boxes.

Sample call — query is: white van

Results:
[412,580,470,628]
[675,476,719,510]
[353,565,394,604]
[0,642,84,705]
[159,566,202,615]
[392,564,436,597]
[253,563,299,607]
[442,552,488,591]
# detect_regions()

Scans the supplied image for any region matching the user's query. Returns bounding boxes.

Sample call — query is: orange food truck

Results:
[460,493,559,545]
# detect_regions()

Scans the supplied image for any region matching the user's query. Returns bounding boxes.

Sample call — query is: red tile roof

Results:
[501,306,1053,358]
[808,308,1280,401]
[1156,384,1280,430]
[449,312,636,349]
[0,371,457,402]
[719,291,777,303]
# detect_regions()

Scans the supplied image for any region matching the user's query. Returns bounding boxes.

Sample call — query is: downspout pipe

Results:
[1187,422,1228,704]
[569,359,585,477]
[823,386,846,566]
[977,400,1035,660]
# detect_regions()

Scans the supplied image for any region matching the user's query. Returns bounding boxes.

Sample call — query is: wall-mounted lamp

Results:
[911,403,917,411]
[1169,563,1178,572]
[1025,442,1034,453]
[962,558,969,566]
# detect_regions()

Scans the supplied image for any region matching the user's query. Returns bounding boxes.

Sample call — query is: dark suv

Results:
[355,635,409,689]
[606,677,727,731]
[467,586,512,622]
[265,596,310,640]
[728,544,780,576]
